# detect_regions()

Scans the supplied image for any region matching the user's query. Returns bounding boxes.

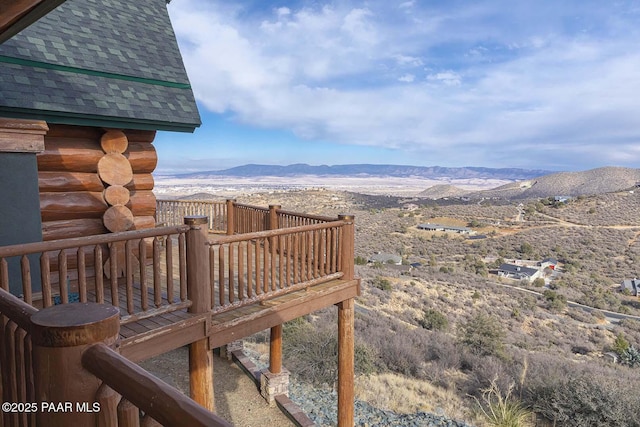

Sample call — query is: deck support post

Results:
[337,298,355,427]
[225,199,235,235]
[337,214,356,427]
[30,302,120,427]
[185,216,214,412]
[267,204,283,374]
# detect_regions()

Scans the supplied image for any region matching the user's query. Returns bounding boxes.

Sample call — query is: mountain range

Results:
[175,163,550,181]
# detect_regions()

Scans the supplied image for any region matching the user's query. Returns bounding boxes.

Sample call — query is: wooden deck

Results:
[117,277,359,362]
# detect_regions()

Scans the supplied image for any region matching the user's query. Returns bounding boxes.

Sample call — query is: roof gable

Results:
[0,0,200,132]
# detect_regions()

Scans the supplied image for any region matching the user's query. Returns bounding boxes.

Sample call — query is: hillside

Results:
[471,166,640,199]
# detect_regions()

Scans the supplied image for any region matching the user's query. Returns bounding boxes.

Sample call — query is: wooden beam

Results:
[0,118,48,153]
[0,0,67,44]
[119,315,208,363]
[337,298,355,427]
[209,279,359,348]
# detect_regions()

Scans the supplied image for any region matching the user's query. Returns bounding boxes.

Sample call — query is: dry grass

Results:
[355,372,468,420]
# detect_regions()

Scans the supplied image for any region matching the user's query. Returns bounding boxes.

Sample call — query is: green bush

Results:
[418,309,449,331]
[372,276,392,291]
[459,313,505,357]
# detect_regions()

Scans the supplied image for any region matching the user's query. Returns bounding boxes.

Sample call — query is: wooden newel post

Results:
[337,214,356,427]
[338,214,355,281]
[30,303,120,427]
[225,199,236,236]
[184,216,215,411]
[266,204,283,374]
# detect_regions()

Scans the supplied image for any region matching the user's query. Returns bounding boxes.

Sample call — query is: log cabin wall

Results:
[38,124,158,241]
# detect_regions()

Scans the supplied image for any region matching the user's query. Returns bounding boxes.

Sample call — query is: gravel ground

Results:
[140,346,295,427]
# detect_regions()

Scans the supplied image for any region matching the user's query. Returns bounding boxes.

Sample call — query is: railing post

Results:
[226,199,236,235]
[267,204,283,374]
[338,214,355,281]
[30,302,120,427]
[268,204,280,230]
[184,216,214,412]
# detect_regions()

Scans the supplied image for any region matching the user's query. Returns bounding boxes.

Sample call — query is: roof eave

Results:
[0,108,201,133]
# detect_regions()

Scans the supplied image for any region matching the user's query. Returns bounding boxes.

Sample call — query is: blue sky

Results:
[154,0,640,174]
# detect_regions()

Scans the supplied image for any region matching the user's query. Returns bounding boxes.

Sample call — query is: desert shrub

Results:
[459,313,506,357]
[613,333,630,354]
[532,278,545,287]
[419,309,449,331]
[354,256,368,265]
[372,276,392,291]
[283,317,377,385]
[528,375,640,427]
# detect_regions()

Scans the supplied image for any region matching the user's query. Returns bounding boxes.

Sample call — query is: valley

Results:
[154,169,640,427]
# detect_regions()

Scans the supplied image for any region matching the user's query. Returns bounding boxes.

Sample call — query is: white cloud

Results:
[168,0,640,170]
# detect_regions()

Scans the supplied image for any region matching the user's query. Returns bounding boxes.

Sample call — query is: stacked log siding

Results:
[37,124,158,241]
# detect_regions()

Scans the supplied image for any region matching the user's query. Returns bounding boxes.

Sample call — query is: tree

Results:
[459,313,505,357]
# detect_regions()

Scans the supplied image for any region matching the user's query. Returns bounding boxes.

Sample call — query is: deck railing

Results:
[0,225,190,324]
[0,289,230,427]
[156,199,337,235]
[156,199,227,232]
[208,218,352,314]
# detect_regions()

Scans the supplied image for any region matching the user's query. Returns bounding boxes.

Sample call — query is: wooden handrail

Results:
[276,208,336,223]
[208,219,348,245]
[82,343,232,427]
[0,225,189,257]
[0,287,37,331]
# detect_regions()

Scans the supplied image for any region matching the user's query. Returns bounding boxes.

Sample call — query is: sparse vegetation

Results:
[231,186,640,425]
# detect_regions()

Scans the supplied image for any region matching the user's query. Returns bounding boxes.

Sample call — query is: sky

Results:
[154,0,640,174]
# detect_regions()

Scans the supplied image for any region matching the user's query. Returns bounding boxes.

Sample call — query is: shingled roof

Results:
[0,0,200,132]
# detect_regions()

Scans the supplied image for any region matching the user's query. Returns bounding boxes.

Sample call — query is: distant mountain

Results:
[176,163,550,181]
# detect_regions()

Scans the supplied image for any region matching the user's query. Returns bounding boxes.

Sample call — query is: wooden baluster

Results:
[179,233,187,302]
[125,240,134,315]
[218,246,225,304]
[95,246,105,304]
[238,242,245,301]
[165,237,174,304]
[0,258,8,291]
[14,328,27,427]
[246,242,253,298]
[209,246,217,308]
[306,231,313,281]
[40,254,53,307]
[228,244,235,304]
[293,232,299,284]
[5,321,18,422]
[24,333,35,426]
[139,240,148,311]
[78,247,87,302]
[153,238,161,308]
[319,229,326,277]
[59,250,68,304]
[263,238,269,294]
[118,399,140,427]
[96,382,120,427]
[254,240,261,295]
[20,255,32,305]
[109,243,119,308]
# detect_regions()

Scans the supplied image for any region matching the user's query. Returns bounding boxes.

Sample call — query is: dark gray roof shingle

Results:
[0,0,200,132]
